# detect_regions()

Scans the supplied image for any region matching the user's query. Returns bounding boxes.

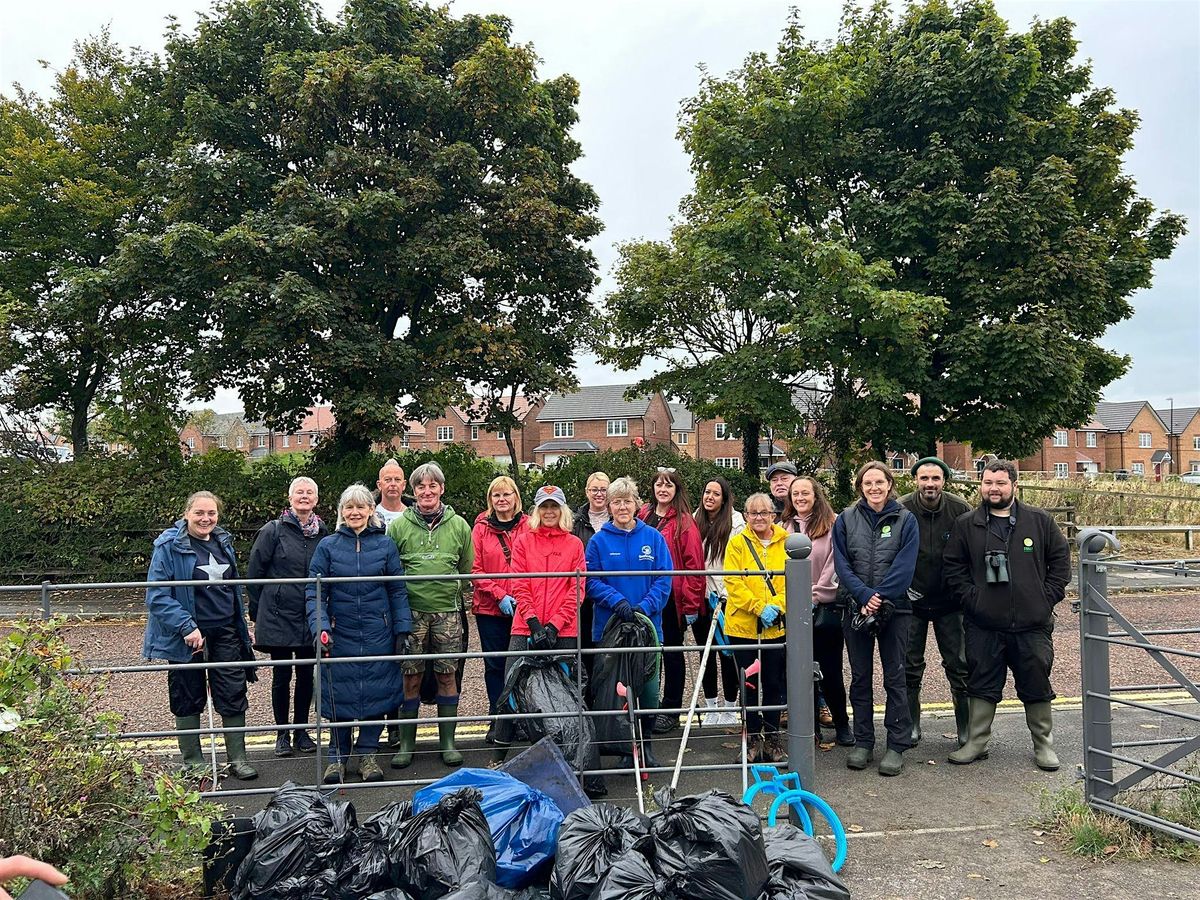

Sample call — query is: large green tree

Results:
[158,0,599,452]
[680,0,1185,459]
[0,34,185,458]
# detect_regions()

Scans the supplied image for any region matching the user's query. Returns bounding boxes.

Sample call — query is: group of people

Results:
[143,453,1069,786]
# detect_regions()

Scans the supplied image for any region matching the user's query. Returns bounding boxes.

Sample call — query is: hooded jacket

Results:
[509,526,587,638]
[698,508,745,599]
[584,519,673,641]
[470,511,529,617]
[386,504,474,613]
[784,515,838,605]
[832,498,919,611]
[572,501,609,546]
[142,522,255,666]
[637,504,705,623]
[899,489,972,617]
[723,524,790,639]
[943,500,1070,632]
[246,513,329,648]
[305,522,412,720]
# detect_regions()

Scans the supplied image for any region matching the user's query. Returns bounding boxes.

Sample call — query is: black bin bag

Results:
[593,849,679,900]
[646,789,769,900]
[365,891,415,900]
[394,787,497,900]
[337,800,413,900]
[499,655,597,773]
[441,880,550,899]
[761,824,850,900]
[589,614,658,755]
[232,781,356,900]
[550,803,650,900]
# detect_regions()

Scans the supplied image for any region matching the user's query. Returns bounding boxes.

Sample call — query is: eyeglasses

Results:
[491,491,516,499]
[587,487,607,494]
[746,510,774,518]
[656,467,676,474]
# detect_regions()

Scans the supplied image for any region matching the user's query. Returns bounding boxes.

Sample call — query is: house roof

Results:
[1150,449,1172,464]
[1094,401,1166,433]
[759,441,786,458]
[536,384,654,422]
[454,395,535,425]
[791,384,827,416]
[200,412,247,437]
[1079,419,1106,431]
[533,439,600,453]
[299,406,335,434]
[669,403,694,431]
[1154,407,1200,435]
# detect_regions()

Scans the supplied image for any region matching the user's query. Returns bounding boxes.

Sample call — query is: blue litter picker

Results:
[742,765,848,873]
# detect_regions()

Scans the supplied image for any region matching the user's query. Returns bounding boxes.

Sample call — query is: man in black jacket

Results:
[943,460,1070,771]
[900,457,971,747]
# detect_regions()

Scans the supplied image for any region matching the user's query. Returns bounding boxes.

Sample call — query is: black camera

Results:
[851,598,895,635]
[985,549,1010,584]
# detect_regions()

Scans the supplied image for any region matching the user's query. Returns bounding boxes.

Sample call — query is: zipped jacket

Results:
[509,526,586,638]
[246,514,329,648]
[723,525,789,639]
[899,490,972,617]
[637,504,705,623]
[832,499,919,611]
[470,512,528,616]
[386,504,474,612]
[584,519,673,641]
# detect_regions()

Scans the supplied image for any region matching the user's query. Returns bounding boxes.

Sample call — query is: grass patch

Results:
[1037,784,1200,863]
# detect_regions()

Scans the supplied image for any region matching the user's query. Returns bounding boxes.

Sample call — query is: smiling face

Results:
[701,481,724,514]
[609,496,637,529]
[490,485,517,520]
[745,501,776,538]
[341,500,373,533]
[790,478,815,517]
[981,469,1015,510]
[860,469,891,511]
[289,481,318,517]
[586,479,609,511]
[915,464,946,506]
[539,501,562,530]
[413,477,444,513]
[184,497,219,539]
[653,476,676,509]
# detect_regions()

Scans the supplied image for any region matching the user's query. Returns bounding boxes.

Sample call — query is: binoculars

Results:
[985,549,1010,584]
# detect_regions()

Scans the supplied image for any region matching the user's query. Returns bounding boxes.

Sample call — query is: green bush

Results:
[0,618,221,898]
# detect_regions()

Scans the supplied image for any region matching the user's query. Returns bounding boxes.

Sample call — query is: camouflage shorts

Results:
[402,609,463,675]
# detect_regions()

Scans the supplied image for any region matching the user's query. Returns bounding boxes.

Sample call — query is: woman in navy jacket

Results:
[306,483,412,784]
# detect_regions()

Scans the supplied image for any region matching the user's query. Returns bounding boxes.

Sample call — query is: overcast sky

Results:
[3,0,1196,412]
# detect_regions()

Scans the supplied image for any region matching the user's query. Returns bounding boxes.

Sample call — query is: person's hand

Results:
[613,600,635,623]
[319,630,333,657]
[393,632,409,656]
[530,622,559,651]
[499,595,516,616]
[865,593,882,614]
[684,613,698,627]
[183,628,204,651]
[759,605,781,628]
[0,855,68,900]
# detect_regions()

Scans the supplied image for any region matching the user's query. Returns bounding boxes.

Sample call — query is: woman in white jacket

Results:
[693,476,744,726]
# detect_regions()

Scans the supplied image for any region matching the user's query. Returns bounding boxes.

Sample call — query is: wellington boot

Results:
[951,691,970,748]
[389,709,419,769]
[878,748,904,777]
[437,704,464,767]
[948,698,996,765]
[1025,701,1060,771]
[222,714,258,780]
[907,687,922,745]
[176,715,205,773]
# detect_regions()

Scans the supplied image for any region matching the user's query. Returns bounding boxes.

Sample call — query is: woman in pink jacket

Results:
[490,485,586,762]
[782,475,852,746]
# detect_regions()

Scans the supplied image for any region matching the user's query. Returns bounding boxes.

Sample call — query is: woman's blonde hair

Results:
[335,483,380,529]
[529,499,574,532]
[484,475,523,517]
[183,490,223,517]
[585,471,611,490]
[606,476,641,509]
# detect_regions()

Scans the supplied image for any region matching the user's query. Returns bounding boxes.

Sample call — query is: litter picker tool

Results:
[739,658,762,797]
[202,642,219,790]
[616,680,645,814]
[670,606,723,791]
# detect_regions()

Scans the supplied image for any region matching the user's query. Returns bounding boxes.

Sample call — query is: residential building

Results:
[532,384,673,466]
[1016,420,1106,478]
[180,412,254,456]
[669,403,697,459]
[1156,406,1200,477]
[1094,401,1171,479]
[181,406,334,457]
[422,396,541,464]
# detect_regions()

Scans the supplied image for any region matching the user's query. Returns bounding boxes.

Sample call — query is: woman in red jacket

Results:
[471,475,529,742]
[490,485,586,763]
[639,467,705,734]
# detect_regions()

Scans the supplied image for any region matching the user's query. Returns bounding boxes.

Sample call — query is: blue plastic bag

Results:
[414,768,564,889]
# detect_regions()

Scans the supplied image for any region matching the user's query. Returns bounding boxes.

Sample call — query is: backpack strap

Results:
[742,534,778,597]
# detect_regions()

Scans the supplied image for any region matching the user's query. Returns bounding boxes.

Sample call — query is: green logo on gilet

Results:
[1023,537,1034,553]
[880,525,892,538]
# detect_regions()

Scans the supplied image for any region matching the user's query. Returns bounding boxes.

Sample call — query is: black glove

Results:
[530,622,559,651]
[394,632,409,656]
[319,630,333,657]
[613,600,635,623]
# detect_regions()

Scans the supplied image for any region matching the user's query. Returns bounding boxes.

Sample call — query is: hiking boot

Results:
[652,714,680,735]
[222,714,258,781]
[763,733,788,764]
[818,700,834,728]
[746,735,765,764]
[360,754,384,783]
[879,748,904,776]
[293,729,317,754]
[274,731,293,757]
[390,709,419,769]
[949,698,997,765]
[846,746,873,770]
[1025,701,1060,771]
[323,762,344,784]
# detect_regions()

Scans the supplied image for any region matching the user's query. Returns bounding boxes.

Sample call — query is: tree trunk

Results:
[70,403,90,458]
[742,421,761,476]
[505,428,524,495]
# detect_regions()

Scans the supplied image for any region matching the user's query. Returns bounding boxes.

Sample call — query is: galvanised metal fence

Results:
[0,535,819,801]
[1077,527,1200,843]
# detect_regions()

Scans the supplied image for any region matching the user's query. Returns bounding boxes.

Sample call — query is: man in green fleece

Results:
[386,461,475,767]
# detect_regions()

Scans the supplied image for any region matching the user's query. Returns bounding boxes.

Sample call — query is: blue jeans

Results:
[330,722,384,763]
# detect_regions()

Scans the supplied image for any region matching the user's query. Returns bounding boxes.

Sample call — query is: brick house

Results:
[422,396,541,464]
[1156,406,1200,478]
[181,406,334,457]
[532,384,674,466]
[669,403,697,459]
[1094,401,1171,479]
[180,412,253,456]
[1016,420,1107,478]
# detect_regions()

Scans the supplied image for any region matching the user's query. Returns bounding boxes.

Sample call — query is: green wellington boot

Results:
[906,687,922,745]
[221,714,258,780]
[948,698,996,765]
[1025,701,1061,771]
[176,715,206,774]
[389,709,419,769]
[951,691,970,748]
[438,704,464,767]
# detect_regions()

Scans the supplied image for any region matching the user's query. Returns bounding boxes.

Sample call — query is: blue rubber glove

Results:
[759,605,782,628]
[684,613,698,627]
[613,600,635,623]
[499,595,516,616]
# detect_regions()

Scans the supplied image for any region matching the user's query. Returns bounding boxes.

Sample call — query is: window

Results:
[715,423,728,440]
[553,421,574,438]
[1086,432,1097,448]
[1194,437,1200,451]
[310,434,320,447]
[496,429,506,441]
[400,434,410,448]
[282,435,289,448]
[715,457,741,469]
[1191,462,1200,474]
[1131,462,1145,476]
[186,438,195,451]
[235,436,244,449]
[891,457,906,470]
[675,432,689,445]
[257,435,267,448]
[1054,462,1069,479]
[1139,432,1152,448]
[471,425,479,441]
[1052,430,1068,447]
[436,426,453,442]
[607,419,628,437]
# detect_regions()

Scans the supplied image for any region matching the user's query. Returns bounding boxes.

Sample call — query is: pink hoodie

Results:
[788,515,838,605]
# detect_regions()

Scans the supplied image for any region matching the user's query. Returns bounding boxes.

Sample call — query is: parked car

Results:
[1181,473,1200,486]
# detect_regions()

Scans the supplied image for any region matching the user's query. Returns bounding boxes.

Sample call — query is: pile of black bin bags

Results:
[230,781,850,900]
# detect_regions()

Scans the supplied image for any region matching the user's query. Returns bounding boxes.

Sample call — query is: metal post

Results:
[784,533,815,818]
[1078,528,1119,804]
[574,569,585,779]
[40,580,51,620]
[313,575,324,784]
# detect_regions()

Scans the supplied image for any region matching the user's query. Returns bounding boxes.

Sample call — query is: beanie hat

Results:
[910,456,952,480]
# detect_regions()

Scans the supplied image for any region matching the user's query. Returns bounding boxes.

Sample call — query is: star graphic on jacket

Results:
[198,560,229,581]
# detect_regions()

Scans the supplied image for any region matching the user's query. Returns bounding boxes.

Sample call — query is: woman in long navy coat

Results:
[306,483,411,784]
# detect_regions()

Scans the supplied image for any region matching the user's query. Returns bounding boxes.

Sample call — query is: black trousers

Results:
[905,610,968,697]
[476,613,513,714]
[965,618,1055,704]
[659,597,686,711]
[694,611,740,701]
[268,646,316,726]
[843,610,912,752]
[494,634,580,746]
[813,622,849,728]
[167,623,248,718]
[728,636,785,736]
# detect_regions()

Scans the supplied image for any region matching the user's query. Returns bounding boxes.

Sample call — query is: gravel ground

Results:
[8,591,1197,737]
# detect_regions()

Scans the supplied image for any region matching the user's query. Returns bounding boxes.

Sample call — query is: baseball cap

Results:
[533,485,567,508]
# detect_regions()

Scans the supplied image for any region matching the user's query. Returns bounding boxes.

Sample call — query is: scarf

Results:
[415,503,446,529]
[283,507,324,538]
[487,512,523,532]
